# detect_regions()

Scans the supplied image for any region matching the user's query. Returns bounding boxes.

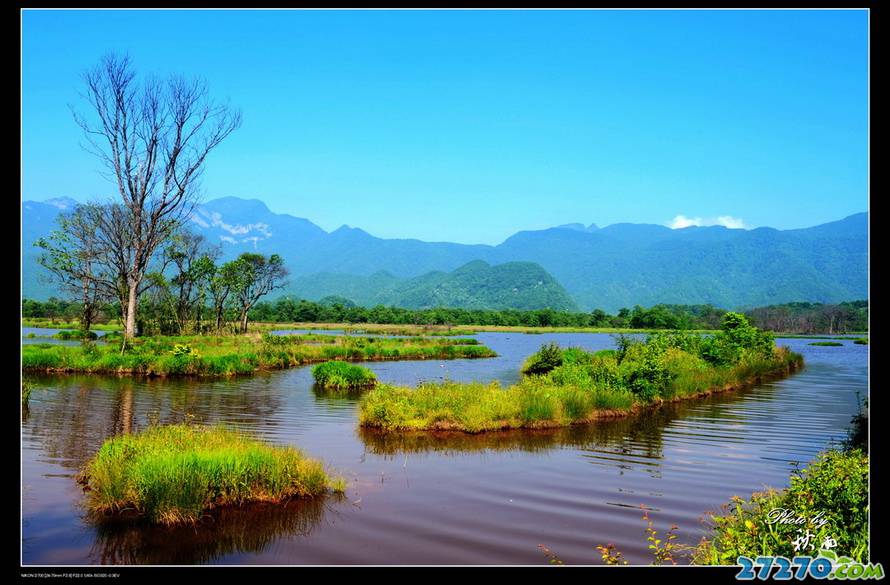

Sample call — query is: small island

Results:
[79,424,345,526]
[359,313,803,433]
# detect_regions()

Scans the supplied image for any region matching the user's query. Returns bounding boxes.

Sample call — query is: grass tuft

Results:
[80,424,344,525]
[312,360,377,390]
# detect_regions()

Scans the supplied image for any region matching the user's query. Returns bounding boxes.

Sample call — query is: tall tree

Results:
[72,52,241,339]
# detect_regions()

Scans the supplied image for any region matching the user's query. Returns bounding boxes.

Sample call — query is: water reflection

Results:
[89,496,340,565]
[25,373,287,472]
[21,334,867,565]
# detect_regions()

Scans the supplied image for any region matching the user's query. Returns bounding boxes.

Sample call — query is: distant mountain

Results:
[21,196,868,311]
[555,222,599,233]
[288,260,579,311]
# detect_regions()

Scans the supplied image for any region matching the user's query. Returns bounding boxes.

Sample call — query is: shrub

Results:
[521,343,564,375]
[55,329,98,340]
[694,449,869,565]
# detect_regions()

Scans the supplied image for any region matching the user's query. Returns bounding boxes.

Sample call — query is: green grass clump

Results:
[809,341,844,346]
[360,314,803,434]
[312,360,377,390]
[80,424,344,525]
[693,449,869,565]
[54,329,99,340]
[853,337,868,345]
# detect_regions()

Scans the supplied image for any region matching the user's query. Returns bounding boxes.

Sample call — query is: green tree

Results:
[231,253,289,333]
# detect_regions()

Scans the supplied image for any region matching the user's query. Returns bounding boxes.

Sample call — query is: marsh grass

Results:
[80,424,344,525]
[312,360,377,390]
[22,333,496,377]
[22,378,33,409]
[808,341,844,346]
[360,320,803,434]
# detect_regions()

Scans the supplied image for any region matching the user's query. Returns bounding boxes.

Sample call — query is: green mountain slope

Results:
[288,261,579,311]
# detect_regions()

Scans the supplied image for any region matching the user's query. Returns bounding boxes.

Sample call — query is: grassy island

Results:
[359,313,803,433]
[79,424,344,525]
[22,332,496,377]
[312,360,378,390]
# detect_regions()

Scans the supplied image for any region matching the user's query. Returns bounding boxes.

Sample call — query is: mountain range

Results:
[21,196,868,312]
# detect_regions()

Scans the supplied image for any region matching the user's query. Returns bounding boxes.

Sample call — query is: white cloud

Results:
[191,209,272,237]
[669,214,747,229]
[715,215,746,229]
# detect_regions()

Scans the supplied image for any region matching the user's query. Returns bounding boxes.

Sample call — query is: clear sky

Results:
[22,9,868,245]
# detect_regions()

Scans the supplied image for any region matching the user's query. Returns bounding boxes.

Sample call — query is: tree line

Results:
[37,228,287,336]
[23,295,868,334]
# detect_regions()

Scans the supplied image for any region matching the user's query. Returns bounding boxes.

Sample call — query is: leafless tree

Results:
[72,52,241,339]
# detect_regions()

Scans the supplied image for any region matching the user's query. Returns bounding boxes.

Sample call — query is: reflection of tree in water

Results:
[89,495,340,565]
[23,373,286,472]
[358,384,781,465]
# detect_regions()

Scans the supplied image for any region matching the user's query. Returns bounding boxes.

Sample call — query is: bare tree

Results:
[72,52,241,339]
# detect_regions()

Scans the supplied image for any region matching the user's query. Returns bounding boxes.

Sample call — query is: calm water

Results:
[22,327,111,347]
[21,333,867,565]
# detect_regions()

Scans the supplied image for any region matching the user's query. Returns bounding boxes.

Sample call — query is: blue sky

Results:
[22,9,868,245]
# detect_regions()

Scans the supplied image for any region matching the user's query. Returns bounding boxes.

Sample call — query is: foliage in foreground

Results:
[360,314,802,433]
[693,449,869,565]
[312,360,377,390]
[80,424,344,525]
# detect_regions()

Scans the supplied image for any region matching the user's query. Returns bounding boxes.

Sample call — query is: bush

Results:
[694,449,869,565]
[55,329,99,340]
[521,343,564,375]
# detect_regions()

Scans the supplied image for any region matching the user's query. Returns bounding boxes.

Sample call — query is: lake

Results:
[21,333,866,565]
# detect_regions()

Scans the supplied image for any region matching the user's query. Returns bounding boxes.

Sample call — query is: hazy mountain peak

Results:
[42,196,79,210]
[555,222,599,233]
